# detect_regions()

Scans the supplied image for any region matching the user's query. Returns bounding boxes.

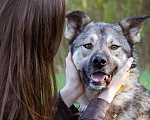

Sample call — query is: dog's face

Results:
[70,24,130,90]
[65,11,150,90]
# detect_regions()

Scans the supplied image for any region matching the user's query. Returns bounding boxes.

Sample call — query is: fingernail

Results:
[128,57,133,63]
[68,52,71,55]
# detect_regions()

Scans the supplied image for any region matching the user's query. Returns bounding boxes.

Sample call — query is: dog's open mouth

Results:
[91,72,110,84]
[83,67,118,90]
[88,71,112,90]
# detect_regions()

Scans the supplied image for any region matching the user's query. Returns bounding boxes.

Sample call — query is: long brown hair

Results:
[0,0,65,119]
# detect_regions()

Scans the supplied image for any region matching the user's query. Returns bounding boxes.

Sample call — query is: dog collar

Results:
[115,85,124,95]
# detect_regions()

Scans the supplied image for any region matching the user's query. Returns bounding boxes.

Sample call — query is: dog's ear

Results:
[118,15,150,44]
[65,10,93,40]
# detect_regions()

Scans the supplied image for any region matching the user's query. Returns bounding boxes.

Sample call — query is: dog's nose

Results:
[92,56,107,68]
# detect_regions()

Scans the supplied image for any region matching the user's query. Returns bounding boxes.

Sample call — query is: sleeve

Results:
[79,98,117,120]
[54,91,79,120]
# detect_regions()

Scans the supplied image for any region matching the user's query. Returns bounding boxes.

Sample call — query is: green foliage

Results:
[139,70,150,91]
[56,73,66,90]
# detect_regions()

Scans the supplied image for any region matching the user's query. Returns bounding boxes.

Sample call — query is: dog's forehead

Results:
[76,22,125,44]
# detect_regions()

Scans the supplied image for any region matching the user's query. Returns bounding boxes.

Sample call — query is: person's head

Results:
[0,0,65,119]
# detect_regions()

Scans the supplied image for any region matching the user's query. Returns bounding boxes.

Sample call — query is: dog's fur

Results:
[65,10,150,120]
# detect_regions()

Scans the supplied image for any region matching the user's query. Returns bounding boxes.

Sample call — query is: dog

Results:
[65,10,150,120]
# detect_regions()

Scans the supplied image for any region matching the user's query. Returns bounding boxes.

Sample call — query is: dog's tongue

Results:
[91,72,108,83]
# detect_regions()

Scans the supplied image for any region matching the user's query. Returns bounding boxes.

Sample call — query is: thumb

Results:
[120,57,133,72]
[115,57,133,78]
[66,52,73,68]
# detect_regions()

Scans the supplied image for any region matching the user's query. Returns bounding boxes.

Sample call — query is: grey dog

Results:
[65,10,150,120]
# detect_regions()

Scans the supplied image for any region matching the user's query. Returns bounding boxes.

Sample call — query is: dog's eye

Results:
[111,45,119,50]
[84,44,92,49]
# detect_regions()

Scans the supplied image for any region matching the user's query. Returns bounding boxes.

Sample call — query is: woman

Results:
[0,0,133,120]
[0,0,65,119]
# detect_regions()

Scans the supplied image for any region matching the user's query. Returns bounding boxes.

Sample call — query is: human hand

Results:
[60,52,84,108]
[98,57,133,103]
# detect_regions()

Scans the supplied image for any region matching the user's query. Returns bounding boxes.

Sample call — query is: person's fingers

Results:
[116,57,133,76]
[65,52,79,79]
[111,58,133,85]
[121,57,133,72]
[66,52,72,68]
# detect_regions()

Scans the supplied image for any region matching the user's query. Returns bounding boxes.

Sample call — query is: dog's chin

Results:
[89,82,107,90]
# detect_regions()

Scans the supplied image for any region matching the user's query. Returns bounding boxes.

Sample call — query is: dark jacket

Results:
[54,92,116,120]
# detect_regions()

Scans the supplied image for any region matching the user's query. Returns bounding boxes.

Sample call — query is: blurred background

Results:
[55,0,150,90]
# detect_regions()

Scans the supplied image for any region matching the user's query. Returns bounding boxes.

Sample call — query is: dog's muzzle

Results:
[83,55,118,90]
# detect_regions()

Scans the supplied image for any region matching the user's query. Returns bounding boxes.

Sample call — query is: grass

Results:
[56,70,150,91]
[56,73,66,91]
[139,70,150,91]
